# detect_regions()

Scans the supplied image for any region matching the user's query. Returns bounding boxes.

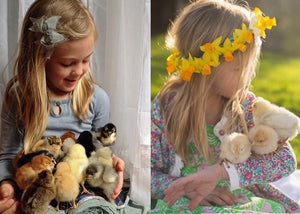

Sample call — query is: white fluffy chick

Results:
[54,162,79,211]
[249,124,279,155]
[85,162,118,204]
[220,132,252,166]
[63,144,91,195]
[89,147,113,167]
[252,97,300,141]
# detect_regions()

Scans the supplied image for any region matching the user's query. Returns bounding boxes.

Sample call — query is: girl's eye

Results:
[83,59,90,64]
[60,63,72,67]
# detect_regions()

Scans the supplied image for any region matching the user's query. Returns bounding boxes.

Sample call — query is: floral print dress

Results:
[151,92,300,213]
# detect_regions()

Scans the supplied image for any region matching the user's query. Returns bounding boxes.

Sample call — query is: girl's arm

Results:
[235,142,296,187]
[151,95,178,199]
[231,92,297,188]
[0,93,23,183]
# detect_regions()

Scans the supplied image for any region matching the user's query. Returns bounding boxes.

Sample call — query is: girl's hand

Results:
[0,180,19,214]
[112,156,125,199]
[163,163,229,210]
[186,186,237,206]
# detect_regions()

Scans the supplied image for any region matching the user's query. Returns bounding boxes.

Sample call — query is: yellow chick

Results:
[220,132,252,167]
[252,97,300,141]
[54,162,79,211]
[15,154,56,190]
[63,143,91,195]
[21,170,56,214]
[30,136,63,160]
[249,124,279,155]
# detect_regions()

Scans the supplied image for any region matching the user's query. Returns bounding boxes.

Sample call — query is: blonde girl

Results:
[151,0,300,213]
[0,0,124,213]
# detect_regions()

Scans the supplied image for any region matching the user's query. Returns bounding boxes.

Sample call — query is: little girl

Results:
[151,0,300,213]
[0,0,124,213]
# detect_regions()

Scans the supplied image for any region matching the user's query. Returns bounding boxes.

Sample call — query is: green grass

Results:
[151,34,300,168]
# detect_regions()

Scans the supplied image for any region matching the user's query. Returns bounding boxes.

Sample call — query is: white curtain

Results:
[0,0,150,206]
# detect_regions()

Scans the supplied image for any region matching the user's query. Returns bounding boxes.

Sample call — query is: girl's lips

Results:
[64,79,78,85]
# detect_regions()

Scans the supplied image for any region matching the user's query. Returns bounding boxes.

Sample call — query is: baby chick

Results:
[15,154,56,190]
[85,145,117,204]
[54,162,79,211]
[85,162,118,204]
[252,97,300,141]
[21,170,56,214]
[16,150,55,168]
[77,131,97,157]
[96,123,117,147]
[63,143,91,195]
[60,131,76,143]
[249,124,279,155]
[30,136,63,160]
[57,137,76,162]
[220,132,252,167]
[89,147,114,166]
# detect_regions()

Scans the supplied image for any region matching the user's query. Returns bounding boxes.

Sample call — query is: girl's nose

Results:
[72,63,84,76]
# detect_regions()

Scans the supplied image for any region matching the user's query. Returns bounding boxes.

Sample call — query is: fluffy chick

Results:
[54,162,79,211]
[86,146,117,204]
[60,131,76,143]
[85,162,118,204]
[89,147,113,167]
[57,137,76,162]
[21,170,56,214]
[30,136,63,160]
[220,132,252,167]
[16,150,55,168]
[15,154,56,190]
[249,124,279,155]
[252,97,300,141]
[96,123,117,147]
[63,143,91,195]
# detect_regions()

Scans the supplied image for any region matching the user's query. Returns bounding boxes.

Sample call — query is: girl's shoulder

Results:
[92,84,109,100]
[90,83,110,109]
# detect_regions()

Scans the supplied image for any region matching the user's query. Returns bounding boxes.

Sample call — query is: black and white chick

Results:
[77,123,117,157]
[96,123,117,147]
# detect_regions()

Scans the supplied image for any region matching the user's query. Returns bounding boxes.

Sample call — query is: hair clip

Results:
[29,16,68,49]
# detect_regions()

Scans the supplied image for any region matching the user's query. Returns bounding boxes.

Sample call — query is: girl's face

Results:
[211,54,248,99]
[45,33,95,100]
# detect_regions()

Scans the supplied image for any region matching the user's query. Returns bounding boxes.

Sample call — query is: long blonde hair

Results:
[159,0,261,163]
[4,0,97,153]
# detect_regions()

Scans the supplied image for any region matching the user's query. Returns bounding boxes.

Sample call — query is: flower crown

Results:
[166,7,276,81]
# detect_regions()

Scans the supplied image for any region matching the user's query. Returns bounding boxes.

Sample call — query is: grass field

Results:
[151,34,300,168]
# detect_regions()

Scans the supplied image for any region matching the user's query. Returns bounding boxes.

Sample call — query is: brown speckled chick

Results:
[21,170,56,214]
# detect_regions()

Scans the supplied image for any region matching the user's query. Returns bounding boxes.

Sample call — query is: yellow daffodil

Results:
[201,64,211,75]
[253,7,276,38]
[179,54,195,81]
[220,38,239,62]
[200,36,222,65]
[166,51,179,73]
[233,23,253,44]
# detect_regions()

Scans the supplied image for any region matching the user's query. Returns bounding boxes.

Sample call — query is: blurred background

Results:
[151,0,300,167]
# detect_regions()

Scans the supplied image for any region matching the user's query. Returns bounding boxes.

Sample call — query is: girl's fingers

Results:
[188,193,204,210]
